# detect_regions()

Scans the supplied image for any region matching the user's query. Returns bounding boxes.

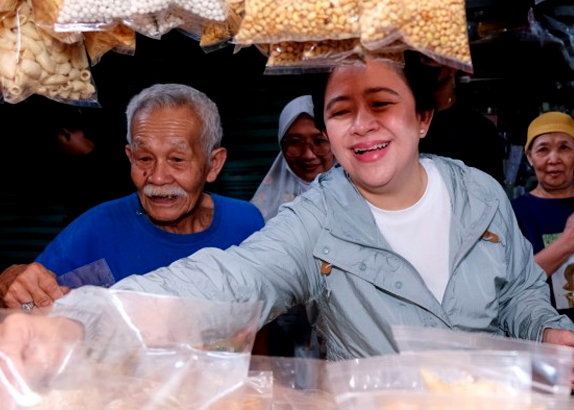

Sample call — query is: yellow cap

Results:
[525,111,574,153]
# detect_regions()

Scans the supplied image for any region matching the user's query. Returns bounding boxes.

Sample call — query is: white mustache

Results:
[143,185,186,197]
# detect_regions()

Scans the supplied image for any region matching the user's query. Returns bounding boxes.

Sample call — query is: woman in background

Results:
[251,95,335,222]
[511,111,574,322]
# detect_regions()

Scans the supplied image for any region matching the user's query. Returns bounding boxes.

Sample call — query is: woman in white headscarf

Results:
[251,95,336,221]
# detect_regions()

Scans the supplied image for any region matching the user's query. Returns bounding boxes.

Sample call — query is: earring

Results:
[419,128,425,135]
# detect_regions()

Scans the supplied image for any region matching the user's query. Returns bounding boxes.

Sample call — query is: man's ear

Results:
[125,144,133,164]
[206,147,227,183]
[526,152,533,167]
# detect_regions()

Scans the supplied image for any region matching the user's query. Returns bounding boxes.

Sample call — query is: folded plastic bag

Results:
[392,325,574,396]
[57,259,115,289]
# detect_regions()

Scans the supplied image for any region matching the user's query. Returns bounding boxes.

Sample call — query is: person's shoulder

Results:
[430,154,504,196]
[212,193,264,223]
[69,193,138,224]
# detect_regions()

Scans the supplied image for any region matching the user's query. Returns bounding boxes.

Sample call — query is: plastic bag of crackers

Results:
[392,325,574,397]
[326,350,574,410]
[0,0,97,105]
[359,0,472,73]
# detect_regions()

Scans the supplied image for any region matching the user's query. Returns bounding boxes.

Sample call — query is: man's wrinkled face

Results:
[126,105,213,228]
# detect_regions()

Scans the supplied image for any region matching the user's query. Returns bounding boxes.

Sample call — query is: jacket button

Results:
[395,281,403,289]
[359,263,367,271]
[323,247,330,254]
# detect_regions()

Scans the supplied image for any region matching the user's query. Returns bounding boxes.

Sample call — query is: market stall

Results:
[1,1,574,408]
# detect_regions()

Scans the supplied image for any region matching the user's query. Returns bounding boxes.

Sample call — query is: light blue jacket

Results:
[114,155,574,360]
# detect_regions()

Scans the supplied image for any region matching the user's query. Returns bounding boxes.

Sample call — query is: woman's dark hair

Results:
[311,51,439,132]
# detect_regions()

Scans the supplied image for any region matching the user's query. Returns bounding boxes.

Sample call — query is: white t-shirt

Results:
[367,158,452,303]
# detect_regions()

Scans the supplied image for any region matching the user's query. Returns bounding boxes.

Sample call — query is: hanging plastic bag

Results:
[83,24,136,65]
[0,0,98,105]
[392,325,574,396]
[264,39,359,74]
[359,0,472,73]
[0,0,19,18]
[30,0,83,44]
[234,0,360,45]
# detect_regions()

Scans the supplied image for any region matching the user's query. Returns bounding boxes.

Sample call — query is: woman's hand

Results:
[543,328,574,390]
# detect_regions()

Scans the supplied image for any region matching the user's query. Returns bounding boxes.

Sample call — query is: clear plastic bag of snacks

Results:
[392,325,574,396]
[359,0,472,73]
[0,0,19,17]
[326,350,535,410]
[250,355,337,409]
[52,0,229,39]
[234,0,360,45]
[83,24,136,66]
[0,0,98,105]
[30,0,83,44]
[265,39,360,74]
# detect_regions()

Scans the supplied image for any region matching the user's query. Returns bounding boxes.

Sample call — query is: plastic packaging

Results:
[250,355,337,409]
[392,325,574,396]
[0,0,19,17]
[359,0,472,73]
[30,0,83,44]
[83,24,136,65]
[0,290,264,409]
[0,0,98,105]
[326,350,537,410]
[234,0,360,45]
[56,259,115,289]
[264,39,360,74]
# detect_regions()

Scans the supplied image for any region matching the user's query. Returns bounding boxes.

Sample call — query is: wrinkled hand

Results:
[0,263,70,310]
[0,313,84,395]
[543,328,574,390]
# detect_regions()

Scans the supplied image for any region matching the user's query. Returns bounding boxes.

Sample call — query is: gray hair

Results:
[125,83,223,155]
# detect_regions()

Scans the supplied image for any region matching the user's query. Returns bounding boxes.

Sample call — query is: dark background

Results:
[1,0,573,269]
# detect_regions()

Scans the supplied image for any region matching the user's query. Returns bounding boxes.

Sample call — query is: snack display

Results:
[0,0,96,104]
[0,0,19,15]
[400,0,471,71]
[360,0,471,72]
[266,39,359,69]
[84,24,136,65]
[234,0,360,44]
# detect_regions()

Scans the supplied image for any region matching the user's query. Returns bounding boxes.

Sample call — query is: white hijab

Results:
[251,95,315,222]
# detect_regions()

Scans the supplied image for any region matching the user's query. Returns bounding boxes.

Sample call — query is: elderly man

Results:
[0,83,264,310]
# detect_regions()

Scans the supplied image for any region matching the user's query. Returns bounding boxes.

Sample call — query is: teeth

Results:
[354,142,388,154]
